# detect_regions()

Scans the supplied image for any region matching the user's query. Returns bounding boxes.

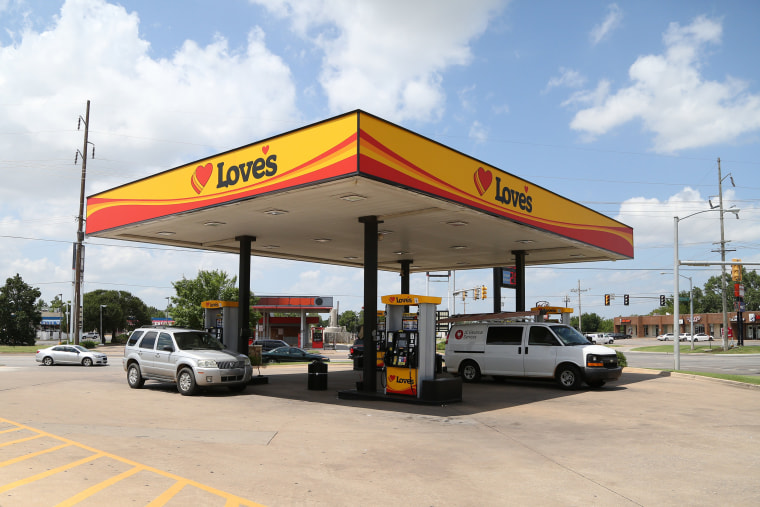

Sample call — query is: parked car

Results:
[690,333,714,342]
[656,333,675,341]
[348,338,363,359]
[611,333,631,340]
[122,326,252,395]
[252,339,289,352]
[591,333,614,344]
[36,345,108,366]
[262,346,330,364]
[81,332,100,341]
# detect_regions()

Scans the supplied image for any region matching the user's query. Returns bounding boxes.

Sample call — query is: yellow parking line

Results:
[0,433,44,447]
[0,452,104,494]
[0,426,22,434]
[0,417,265,506]
[147,480,187,507]
[55,465,145,507]
[0,442,72,468]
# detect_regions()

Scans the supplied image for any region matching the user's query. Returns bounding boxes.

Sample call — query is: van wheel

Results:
[556,364,582,390]
[460,361,481,383]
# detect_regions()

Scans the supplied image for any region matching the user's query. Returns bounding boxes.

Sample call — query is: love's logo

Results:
[473,167,492,196]
[389,375,396,382]
[191,163,213,194]
[388,296,396,304]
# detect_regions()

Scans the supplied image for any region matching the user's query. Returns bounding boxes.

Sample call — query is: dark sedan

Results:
[262,346,330,364]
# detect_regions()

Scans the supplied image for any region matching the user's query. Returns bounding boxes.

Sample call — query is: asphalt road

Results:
[614,338,760,375]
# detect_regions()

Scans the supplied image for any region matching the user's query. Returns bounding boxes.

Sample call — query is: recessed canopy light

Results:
[259,245,280,249]
[569,253,585,258]
[340,194,367,202]
[450,245,468,250]
[378,229,393,235]
[204,221,226,227]
[446,220,468,226]
[516,239,534,244]
[156,231,175,236]
[313,238,332,243]
[393,251,408,255]
[344,256,359,260]
[264,209,288,215]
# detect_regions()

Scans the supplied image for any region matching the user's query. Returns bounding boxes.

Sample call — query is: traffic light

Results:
[481,285,487,300]
[731,259,742,281]
[624,294,629,306]
[604,294,610,306]
[461,291,466,301]
[474,287,481,300]
[659,294,666,306]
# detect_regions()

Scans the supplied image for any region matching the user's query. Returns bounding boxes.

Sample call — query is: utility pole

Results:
[570,280,589,333]
[73,100,92,345]
[715,157,735,351]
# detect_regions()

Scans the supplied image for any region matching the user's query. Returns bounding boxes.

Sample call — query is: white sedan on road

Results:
[35,345,108,366]
[689,333,714,342]
[656,333,675,341]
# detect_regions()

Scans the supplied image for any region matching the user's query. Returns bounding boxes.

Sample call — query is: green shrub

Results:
[616,350,628,367]
[111,334,129,344]
[80,340,98,349]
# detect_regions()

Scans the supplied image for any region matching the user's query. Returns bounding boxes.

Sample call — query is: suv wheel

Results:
[177,367,197,396]
[127,363,145,388]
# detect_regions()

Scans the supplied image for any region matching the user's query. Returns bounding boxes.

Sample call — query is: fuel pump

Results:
[376,311,387,369]
[201,301,239,350]
[380,294,440,398]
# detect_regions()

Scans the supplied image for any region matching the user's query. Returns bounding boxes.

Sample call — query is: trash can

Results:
[307,360,328,390]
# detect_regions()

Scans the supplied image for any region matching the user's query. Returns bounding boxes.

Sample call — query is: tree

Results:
[0,274,42,346]
[83,290,152,338]
[338,310,360,333]
[570,312,604,332]
[170,270,244,329]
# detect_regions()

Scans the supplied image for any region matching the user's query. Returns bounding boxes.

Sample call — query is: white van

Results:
[444,322,622,389]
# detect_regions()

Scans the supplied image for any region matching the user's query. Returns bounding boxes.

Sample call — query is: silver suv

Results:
[122,327,252,395]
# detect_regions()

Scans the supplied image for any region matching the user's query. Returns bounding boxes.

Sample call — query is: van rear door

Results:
[483,326,525,375]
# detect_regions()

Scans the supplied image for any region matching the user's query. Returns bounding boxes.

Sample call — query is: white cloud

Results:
[544,67,586,93]
[590,3,622,45]
[251,0,506,123]
[469,120,488,143]
[567,15,760,153]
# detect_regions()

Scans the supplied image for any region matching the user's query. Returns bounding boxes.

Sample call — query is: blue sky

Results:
[1,0,759,322]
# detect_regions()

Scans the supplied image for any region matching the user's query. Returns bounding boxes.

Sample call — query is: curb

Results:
[624,367,760,390]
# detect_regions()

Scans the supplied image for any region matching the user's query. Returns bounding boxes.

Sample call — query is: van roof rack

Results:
[438,311,540,324]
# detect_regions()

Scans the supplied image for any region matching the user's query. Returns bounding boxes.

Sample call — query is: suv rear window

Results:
[486,326,523,345]
[127,330,144,347]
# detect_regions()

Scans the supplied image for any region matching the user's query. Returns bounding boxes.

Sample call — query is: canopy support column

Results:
[359,216,382,393]
[513,250,526,312]
[492,267,502,313]
[236,235,255,356]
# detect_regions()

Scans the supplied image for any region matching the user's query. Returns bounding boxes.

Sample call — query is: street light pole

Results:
[674,217,681,370]
[99,305,107,345]
[57,293,63,344]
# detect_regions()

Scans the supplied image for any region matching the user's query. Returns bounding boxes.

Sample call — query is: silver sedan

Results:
[35,345,108,366]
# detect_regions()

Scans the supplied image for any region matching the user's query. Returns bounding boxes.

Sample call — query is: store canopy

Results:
[86,110,633,272]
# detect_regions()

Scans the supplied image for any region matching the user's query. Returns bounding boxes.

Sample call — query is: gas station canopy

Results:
[86,110,633,272]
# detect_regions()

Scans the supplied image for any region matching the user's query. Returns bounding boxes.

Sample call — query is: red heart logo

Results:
[473,167,492,196]
[524,185,529,193]
[262,145,269,155]
[389,375,396,382]
[389,297,396,303]
[191,163,213,194]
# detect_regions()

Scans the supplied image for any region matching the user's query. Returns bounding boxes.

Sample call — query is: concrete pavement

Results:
[1,346,759,506]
